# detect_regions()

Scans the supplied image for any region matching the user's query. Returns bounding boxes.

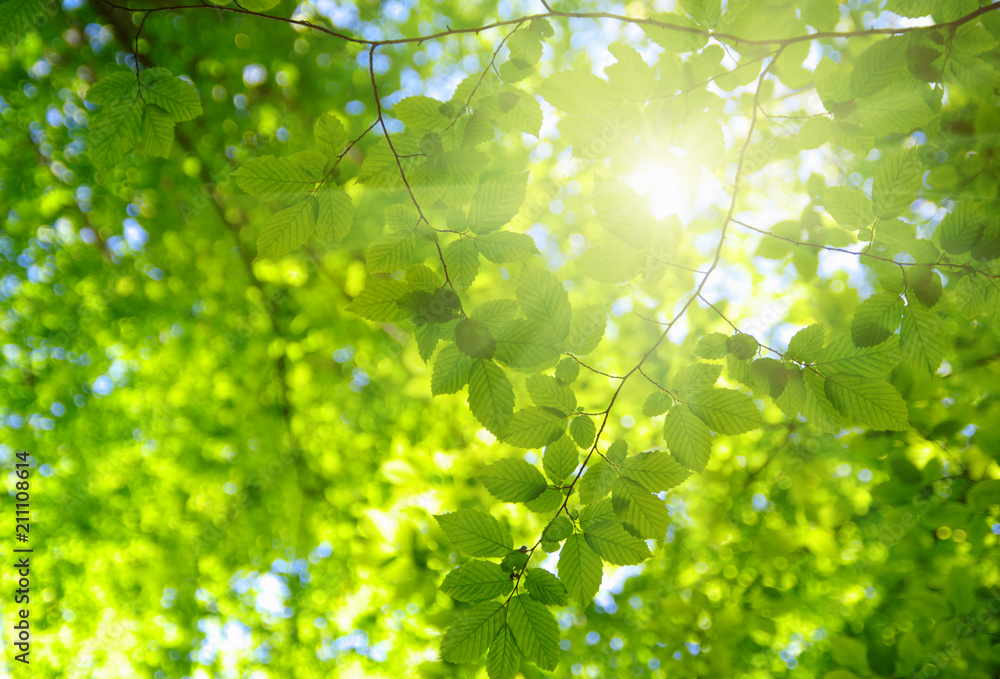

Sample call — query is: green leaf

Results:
[478,458,548,502]
[939,202,987,255]
[314,112,347,156]
[557,534,603,606]
[900,304,945,373]
[358,139,405,189]
[850,37,907,98]
[569,415,596,449]
[393,95,448,130]
[472,299,520,332]
[831,636,871,675]
[403,264,442,294]
[727,333,759,360]
[824,373,909,431]
[663,404,712,472]
[524,569,568,607]
[494,319,561,372]
[579,498,615,531]
[852,80,933,138]
[440,601,506,664]
[694,333,729,359]
[346,278,411,323]
[0,0,46,47]
[824,186,874,230]
[814,334,901,377]
[793,116,834,150]
[612,477,670,540]
[872,147,922,219]
[749,358,788,398]
[885,0,944,17]
[255,199,317,262]
[432,344,473,396]
[415,325,439,362]
[386,204,421,232]
[451,70,501,110]
[499,86,543,136]
[140,105,175,158]
[945,573,977,615]
[576,241,647,283]
[578,459,616,504]
[526,374,576,414]
[774,367,807,420]
[456,318,496,360]
[517,266,571,339]
[315,184,353,242]
[503,407,566,449]
[555,358,580,384]
[911,265,943,307]
[139,68,202,122]
[468,359,515,435]
[972,217,1000,261]
[689,389,762,435]
[619,450,691,493]
[606,439,628,464]
[462,111,495,149]
[537,69,620,114]
[787,324,825,363]
[475,231,540,264]
[85,72,139,106]
[523,488,562,513]
[366,231,416,274]
[584,520,652,565]
[605,43,656,99]
[234,156,317,205]
[966,479,1000,511]
[726,354,752,389]
[642,13,709,53]
[680,0,721,27]
[543,435,579,484]
[671,362,723,398]
[566,306,606,356]
[500,550,530,574]
[851,292,903,348]
[435,510,512,558]
[816,58,853,108]
[444,237,480,291]
[293,150,326,181]
[487,626,520,679]
[802,369,848,433]
[89,96,143,171]
[507,28,543,65]
[642,391,673,417]
[441,561,512,602]
[955,272,1000,320]
[468,172,528,234]
[541,516,573,543]
[507,595,560,671]
[834,122,875,157]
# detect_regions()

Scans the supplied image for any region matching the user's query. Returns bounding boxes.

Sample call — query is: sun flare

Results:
[623,156,701,220]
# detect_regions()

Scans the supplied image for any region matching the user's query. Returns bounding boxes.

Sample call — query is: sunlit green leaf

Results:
[440,602,506,664]
[436,510,513,558]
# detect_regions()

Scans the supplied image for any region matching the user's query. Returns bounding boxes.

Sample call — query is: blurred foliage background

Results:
[2,0,1000,678]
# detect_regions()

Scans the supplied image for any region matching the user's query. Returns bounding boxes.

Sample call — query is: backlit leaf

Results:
[440,602,506,664]
[478,458,548,502]
[436,510,513,558]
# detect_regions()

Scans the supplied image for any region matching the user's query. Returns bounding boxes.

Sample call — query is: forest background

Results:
[1,0,1000,677]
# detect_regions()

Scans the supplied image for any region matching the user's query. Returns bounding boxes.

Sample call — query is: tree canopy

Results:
[2,0,1000,677]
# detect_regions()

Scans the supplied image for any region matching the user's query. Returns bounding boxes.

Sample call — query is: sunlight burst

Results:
[624,155,700,220]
